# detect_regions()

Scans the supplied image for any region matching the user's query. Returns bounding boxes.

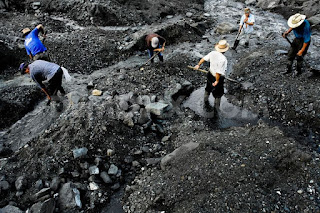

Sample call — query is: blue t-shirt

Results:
[24,28,47,56]
[293,20,311,43]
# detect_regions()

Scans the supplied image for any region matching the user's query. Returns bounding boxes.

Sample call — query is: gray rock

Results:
[186,12,193,17]
[50,177,60,191]
[203,13,210,17]
[151,95,157,103]
[119,100,129,111]
[167,15,174,19]
[0,205,23,213]
[216,22,238,34]
[15,176,26,191]
[89,182,99,191]
[141,95,151,106]
[245,0,257,5]
[58,182,81,209]
[161,142,200,170]
[108,164,119,175]
[275,50,288,55]
[111,183,120,190]
[308,14,320,30]
[146,158,161,166]
[72,147,88,159]
[0,180,10,191]
[30,198,55,213]
[123,112,134,127]
[34,180,43,191]
[94,157,102,166]
[100,172,112,184]
[87,81,94,89]
[138,108,150,125]
[161,135,171,142]
[89,166,100,175]
[34,188,51,201]
[257,0,280,9]
[130,104,140,112]
[132,161,140,167]
[145,102,169,116]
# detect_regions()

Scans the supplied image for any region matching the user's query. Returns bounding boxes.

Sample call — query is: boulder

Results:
[145,102,169,116]
[257,0,280,9]
[33,188,51,201]
[58,182,82,209]
[308,14,320,31]
[108,164,119,175]
[50,177,60,192]
[160,142,200,170]
[72,147,88,159]
[29,198,55,213]
[0,180,10,191]
[138,108,150,125]
[216,22,238,34]
[0,205,23,213]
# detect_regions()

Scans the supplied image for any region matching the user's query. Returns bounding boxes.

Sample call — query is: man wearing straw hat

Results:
[194,40,229,112]
[282,13,311,76]
[145,33,166,63]
[22,24,50,61]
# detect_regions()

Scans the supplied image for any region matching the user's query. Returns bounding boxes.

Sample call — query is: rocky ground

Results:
[0,0,320,212]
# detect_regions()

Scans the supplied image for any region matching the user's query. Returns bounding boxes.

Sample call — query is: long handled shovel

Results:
[139,51,161,70]
[232,23,244,51]
[187,66,240,84]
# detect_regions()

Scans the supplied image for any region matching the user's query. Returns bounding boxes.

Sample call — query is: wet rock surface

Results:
[0,0,320,212]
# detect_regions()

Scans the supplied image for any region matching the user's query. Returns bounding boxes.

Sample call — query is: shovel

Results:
[232,23,244,51]
[187,66,240,83]
[139,51,161,70]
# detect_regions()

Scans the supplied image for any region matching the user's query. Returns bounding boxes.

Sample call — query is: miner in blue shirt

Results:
[282,13,311,76]
[22,24,50,61]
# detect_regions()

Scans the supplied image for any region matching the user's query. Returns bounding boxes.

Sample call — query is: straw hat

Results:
[151,37,159,48]
[22,28,31,36]
[215,40,229,52]
[288,13,306,28]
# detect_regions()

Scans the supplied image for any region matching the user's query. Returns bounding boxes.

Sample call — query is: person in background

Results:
[19,60,66,105]
[22,24,50,61]
[238,8,255,48]
[145,33,166,63]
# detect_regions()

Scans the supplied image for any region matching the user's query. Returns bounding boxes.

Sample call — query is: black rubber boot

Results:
[282,61,293,75]
[296,56,303,76]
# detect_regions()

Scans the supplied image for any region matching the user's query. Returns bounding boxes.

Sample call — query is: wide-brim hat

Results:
[288,13,306,28]
[215,40,229,53]
[22,28,31,36]
[151,37,159,48]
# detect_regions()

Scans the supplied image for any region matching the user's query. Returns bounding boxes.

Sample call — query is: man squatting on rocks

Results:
[19,60,66,105]
[194,40,229,111]
[145,33,166,63]
[238,8,255,47]
[22,24,50,61]
[282,13,311,76]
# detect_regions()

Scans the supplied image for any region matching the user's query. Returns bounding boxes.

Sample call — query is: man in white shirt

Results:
[238,8,255,47]
[194,40,229,112]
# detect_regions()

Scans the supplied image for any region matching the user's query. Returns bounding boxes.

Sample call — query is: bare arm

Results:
[194,58,205,69]
[213,73,221,87]
[41,88,51,100]
[282,28,293,38]
[297,42,309,56]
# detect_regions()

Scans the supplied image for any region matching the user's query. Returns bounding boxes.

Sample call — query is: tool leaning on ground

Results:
[139,51,161,69]
[187,65,240,84]
[232,23,244,51]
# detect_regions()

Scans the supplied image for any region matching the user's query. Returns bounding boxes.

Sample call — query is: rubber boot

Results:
[282,61,293,75]
[159,55,164,62]
[296,57,303,76]
[204,91,210,106]
[214,98,221,114]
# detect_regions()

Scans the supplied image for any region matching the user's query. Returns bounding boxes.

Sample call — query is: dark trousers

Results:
[287,38,310,73]
[33,51,50,61]
[205,72,225,98]
[147,44,163,62]
[48,68,65,95]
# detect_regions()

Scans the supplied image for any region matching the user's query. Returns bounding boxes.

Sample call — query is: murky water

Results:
[183,87,258,128]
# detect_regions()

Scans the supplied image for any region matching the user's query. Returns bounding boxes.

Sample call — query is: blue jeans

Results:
[147,44,163,62]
